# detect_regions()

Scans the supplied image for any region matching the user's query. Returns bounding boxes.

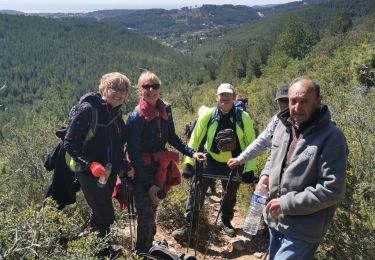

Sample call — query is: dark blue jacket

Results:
[127,104,194,191]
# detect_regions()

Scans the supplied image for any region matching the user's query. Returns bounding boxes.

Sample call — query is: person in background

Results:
[258,77,347,259]
[172,83,256,239]
[64,73,131,240]
[227,84,289,169]
[234,94,248,112]
[126,71,204,255]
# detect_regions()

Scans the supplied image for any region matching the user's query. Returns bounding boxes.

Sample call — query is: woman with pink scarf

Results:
[127,71,204,255]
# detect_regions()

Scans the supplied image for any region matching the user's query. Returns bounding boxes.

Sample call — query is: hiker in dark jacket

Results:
[127,71,204,254]
[64,72,131,237]
[259,78,347,259]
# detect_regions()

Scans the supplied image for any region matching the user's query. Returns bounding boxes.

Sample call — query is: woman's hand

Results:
[127,168,135,179]
[148,185,161,208]
[227,158,239,169]
[89,162,105,177]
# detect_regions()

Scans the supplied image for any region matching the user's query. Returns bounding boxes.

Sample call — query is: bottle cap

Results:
[157,190,166,199]
[105,163,112,170]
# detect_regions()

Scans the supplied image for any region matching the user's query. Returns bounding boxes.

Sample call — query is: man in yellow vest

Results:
[172,83,256,239]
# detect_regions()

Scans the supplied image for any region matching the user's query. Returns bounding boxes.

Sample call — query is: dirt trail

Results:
[154,187,269,260]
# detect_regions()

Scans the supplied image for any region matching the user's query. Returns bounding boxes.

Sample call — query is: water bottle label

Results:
[251,193,267,205]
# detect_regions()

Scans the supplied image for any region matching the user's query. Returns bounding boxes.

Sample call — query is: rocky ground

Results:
[155,188,269,260]
[116,182,269,259]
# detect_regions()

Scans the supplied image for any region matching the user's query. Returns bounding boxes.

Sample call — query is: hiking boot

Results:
[172,226,189,241]
[172,225,197,243]
[221,221,236,237]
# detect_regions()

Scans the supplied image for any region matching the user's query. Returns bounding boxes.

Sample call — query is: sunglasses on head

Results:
[142,83,160,90]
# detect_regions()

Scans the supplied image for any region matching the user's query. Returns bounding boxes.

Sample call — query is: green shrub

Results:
[0,198,108,259]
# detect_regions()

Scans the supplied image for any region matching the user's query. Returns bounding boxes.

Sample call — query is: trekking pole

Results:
[193,156,206,256]
[129,187,137,251]
[125,178,135,251]
[186,156,205,256]
[203,167,237,259]
[186,172,197,255]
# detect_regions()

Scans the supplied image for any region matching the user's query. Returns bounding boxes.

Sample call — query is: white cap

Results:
[217,83,234,94]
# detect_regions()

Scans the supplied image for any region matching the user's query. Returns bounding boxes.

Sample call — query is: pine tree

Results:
[274,15,319,59]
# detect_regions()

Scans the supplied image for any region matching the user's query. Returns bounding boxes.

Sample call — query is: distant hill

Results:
[2,1,350,54]
[0,10,24,15]
[194,0,374,60]
[34,5,261,35]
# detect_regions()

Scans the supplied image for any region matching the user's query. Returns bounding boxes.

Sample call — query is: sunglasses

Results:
[142,83,160,90]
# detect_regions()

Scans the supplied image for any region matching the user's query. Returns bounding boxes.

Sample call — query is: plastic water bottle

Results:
[243,184,269,235]
[97,163,112,188]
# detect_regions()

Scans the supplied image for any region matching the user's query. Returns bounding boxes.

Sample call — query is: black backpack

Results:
[44,101,98,209]
[143,240,197,260]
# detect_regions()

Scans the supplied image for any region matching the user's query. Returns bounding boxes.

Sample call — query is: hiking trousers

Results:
[184,177,240,224]
[77,171,116,237]
[134,185,157,254]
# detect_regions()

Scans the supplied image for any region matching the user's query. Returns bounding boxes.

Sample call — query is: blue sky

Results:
[0,0,298,13]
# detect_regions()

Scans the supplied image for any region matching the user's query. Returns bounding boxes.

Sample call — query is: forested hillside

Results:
[0,14,205,132]
[0,1,374,259]
[39,5,263,54]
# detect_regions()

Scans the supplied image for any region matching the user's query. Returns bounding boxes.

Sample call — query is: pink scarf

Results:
[139,98,168,122]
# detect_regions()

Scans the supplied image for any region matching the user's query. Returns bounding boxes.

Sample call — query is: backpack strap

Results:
[197,108,217,149]
[206,107,218,130]
[84,106,98,142]
[206,106,244,131]
[165,104,172,121]
[66,105,98,173]
[234,106,244,130]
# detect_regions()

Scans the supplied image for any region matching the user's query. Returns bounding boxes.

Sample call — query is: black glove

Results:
[242,171,255,184]
[182,163,194,179]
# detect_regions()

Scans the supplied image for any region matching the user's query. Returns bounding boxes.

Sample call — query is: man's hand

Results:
[192,152,206,161]
[266,198,284,217]
[227,158,239,169]
[148,185,161,208]
[256,175,269,191]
